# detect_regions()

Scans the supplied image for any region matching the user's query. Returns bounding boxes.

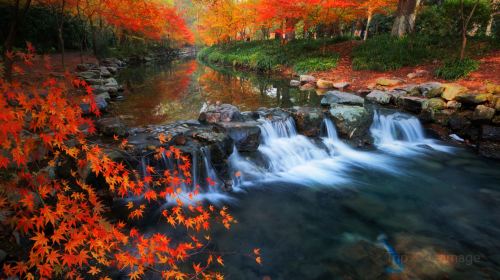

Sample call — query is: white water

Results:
[370,110,452,154]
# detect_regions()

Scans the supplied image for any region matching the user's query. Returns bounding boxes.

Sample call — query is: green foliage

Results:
[435,58,479,80]
[0,5,87,52]
[416,0,492,37]
[198,38,343,73]
[352,34,494,71]
[352,35,440,71]
[293,56,339,73]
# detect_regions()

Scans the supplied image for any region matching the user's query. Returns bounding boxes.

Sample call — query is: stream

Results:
[114,59,500,279]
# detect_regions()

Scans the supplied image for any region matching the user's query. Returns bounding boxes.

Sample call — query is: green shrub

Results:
[293,56,339,73]
[435,58,479,80]
[197,38,344,73]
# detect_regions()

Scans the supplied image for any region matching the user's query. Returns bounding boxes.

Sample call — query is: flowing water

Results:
[115,60,500,279]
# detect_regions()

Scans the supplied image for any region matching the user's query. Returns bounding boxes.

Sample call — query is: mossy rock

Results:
[441,83,468,101]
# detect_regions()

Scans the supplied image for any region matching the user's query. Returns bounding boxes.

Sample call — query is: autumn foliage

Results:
[0,44,262,279]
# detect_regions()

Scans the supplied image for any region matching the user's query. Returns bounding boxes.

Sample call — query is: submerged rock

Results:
[321,91,365,106]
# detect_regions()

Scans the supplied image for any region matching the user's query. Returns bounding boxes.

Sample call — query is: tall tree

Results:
[391,0,421,37]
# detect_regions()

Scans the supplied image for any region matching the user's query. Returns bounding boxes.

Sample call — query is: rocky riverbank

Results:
[291,75,500,159]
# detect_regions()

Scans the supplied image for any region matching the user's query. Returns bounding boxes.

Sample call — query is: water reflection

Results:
[114,59,322,126]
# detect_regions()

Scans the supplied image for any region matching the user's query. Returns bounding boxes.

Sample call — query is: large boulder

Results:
[216,121,261,152]
[366,90,391,105]
[321,91,365,106]
[455,93,493,105]
[316,79,334,89]
[329,104,372,145]
[418,82,444,98]
[291,107,323,137]
[398,96,429,113]
[473,105,495,121]
[96,117,128,137]
[441,83,468,101]
[199,103,242,123]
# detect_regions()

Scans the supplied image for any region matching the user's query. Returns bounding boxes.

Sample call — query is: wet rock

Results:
[398,96,429,114]
[199,103,242,123]
[478,141,500,159]
[96,117,128,137]
[426,98,447,110]
[290,80,301,87]
[321,91,365,106]
[329,104,372,144]
[91,85,109,94]
[376,77,402,87]
[387,90,407,104]
[446,100,462,109]
[299,75,316,84]
[291,107,323,137]
[216,121,261,152]
[366,90,391,105]
[107,66,118,74]
[316,79,334,89]
[421,108,453,125]
[473,105,495,121]
[96,92,111,101]
[333,81,350,89]
[300,83,316,91]
[481,125,500,141]
[441,83,467,101]
[455,93,493,105]
[419,82,444,98]
[80,95,107,114]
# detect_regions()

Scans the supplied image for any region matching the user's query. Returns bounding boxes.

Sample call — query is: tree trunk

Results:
[364,12,373,41]
[3,0,32,81]
[56,0,66,69]
[391,0,421,37]
[459,0,480,60]
[485,12,499,36]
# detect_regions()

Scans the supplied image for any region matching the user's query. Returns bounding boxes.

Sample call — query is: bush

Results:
[352,35,439,71]
[198,38,343,73]
[293,56,339,73]
[435,58,479,80]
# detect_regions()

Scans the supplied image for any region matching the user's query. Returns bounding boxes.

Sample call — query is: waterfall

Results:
[370,110,452,154]
[322,117,339,141]
[201,147,223,189]
[191,150,198,189]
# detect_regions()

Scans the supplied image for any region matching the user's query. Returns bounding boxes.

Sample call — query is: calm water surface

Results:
[114,59,322,126]
[115,60,500,279]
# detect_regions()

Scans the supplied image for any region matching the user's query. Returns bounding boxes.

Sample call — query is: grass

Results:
[352,34,495,72]
[435,58,480,80]
[197,38,344,73]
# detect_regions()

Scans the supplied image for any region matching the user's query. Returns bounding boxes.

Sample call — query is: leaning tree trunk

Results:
[391,0,421,37]
[364,11,373,41]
